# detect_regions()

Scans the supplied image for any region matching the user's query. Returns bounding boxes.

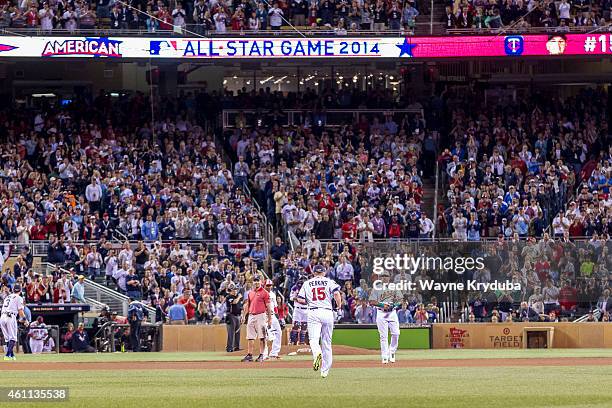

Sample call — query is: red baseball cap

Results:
[265,279,273,286]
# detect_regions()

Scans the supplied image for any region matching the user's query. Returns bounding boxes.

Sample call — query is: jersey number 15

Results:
[311,287,326,301]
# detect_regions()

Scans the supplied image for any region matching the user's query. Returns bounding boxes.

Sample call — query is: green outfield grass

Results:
[6,348,612,363]
[2,350,612,408]
[2,365,612,408]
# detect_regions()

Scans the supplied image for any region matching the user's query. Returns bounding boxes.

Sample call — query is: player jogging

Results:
[1,285,29,361]
[295,265,342,378]
[369,271,402,364]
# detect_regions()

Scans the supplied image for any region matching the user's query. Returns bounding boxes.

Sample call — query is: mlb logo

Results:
[149,41,178,56]
[504,36,524,56]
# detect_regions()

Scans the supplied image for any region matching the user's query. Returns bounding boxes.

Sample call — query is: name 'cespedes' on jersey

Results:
[1,293,24,315]
[297,277,340,310]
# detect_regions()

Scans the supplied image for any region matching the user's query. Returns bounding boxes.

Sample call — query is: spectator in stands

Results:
[518,301,539,321]
[196,294,215,324]
[177,288,197,323]
[60,322,75,353]
[86,244,103,281]
[173,3,187,29]
[71,323,95,353]
[167,301,188,325]
[126,269,142,299]
[70,275,86,303]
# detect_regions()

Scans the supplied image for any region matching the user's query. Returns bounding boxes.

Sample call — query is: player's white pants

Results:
[30,339,44,354]
[376,309,400,359]
[307,309,334,373]
[292,306,308,323]
[267,316,282,357]
[0,315,17,342]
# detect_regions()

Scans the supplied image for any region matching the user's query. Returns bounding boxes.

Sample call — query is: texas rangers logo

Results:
[504,36,524,56]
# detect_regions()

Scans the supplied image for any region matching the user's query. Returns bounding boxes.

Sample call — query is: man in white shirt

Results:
[85,177,102,213]
[552,214,570,237]
[214,10,227,32]
[86,245,103,281]
[419,213,434,239]
[304,233,322,257]
[335,255,354,285]
[358,215,374,243]
[268,2,284,30]
[113,264,129,293]
[542,279,560,314]
[38,3,54,31]
[105,250,118,286]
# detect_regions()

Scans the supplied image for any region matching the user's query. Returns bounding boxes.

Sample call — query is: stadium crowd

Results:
[0,90,276,334]
[444,0,612,30]
[0,84,610,327]
[224,85,611,323]
[225,89,436,244]
[438,87,609,241]
[1,0,610,34]
[0,0,422,33]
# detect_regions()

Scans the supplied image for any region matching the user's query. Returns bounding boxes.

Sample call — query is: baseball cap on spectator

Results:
[265,279,273,287]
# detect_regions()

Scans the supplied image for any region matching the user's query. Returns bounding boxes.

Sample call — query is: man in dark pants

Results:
[127,298,148,352]
[225,284,243,352]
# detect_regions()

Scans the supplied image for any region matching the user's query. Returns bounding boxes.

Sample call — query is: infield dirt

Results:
[4,356,612,371]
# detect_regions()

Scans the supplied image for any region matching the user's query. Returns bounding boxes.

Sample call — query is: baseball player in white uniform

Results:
[1,285,28,361]
[28,316,49,354]
[295,265,342,378]
[369,272,402,364]
[289,280,309,345]
[263,279,282,359]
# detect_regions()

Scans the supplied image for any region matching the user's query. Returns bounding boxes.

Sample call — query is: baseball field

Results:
[2,349,612,408]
